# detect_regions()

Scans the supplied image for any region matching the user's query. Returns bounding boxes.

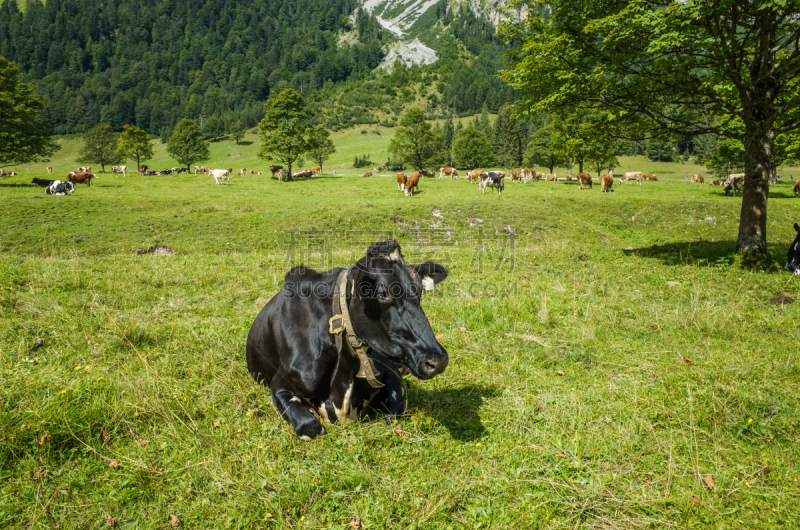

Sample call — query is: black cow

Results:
[45,181,74,195]
[246,239,449,440]
[32,178,56,188]
[479,172,504,195]
[787,223,800,275]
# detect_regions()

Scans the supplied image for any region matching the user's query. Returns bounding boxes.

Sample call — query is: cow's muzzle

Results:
[415,350,448,379]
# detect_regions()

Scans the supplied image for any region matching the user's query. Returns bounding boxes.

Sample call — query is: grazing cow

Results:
[564,172,572,181]
[396,173,407,191]
[0,170,18,176]
[362,171,373,178]
[111,165,128,177]
[510,169,522,182]
[404,173,420,196]
[32,178,56,188]
[791,178,800,197]
[691,173,705,184]
[787,223,800,274]
[250,170,262,175]
[78,166,91,172]
[67,171,97,186]
[277,169,289,181]
[227,167,233,175]
[310,166,321,175]
[175,168,189,174]
[438,167,458,179]
[247,239,448,440]
[710,180,724,186]
[521,168,533,181]
[270,165,283,177]
[138,165,149,175]
[478,172,504,195]
[577,172,592,190]
[546,173,556,181]
[724,174,745,196]
[238,168,247,177]
[209,169,230,184]
[622,172,643,185]
[46,166,52,174]
[534,171,544,180]
[420,170,435,178]
[467,169,482,183]
[601,174,613,192]
[643,174,658,181]
[45,181,74,195]
[194,166,207,174]
[294,170,314,179]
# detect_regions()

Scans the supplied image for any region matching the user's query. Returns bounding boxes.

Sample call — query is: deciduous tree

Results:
[116,125,154,172]
[389,109,442,171]
[0,56,59,167]
[501,0,800,254]
[258,89,311,178]
[452,126,495,169]
[305,127,336,173]
[167,119,210,172]
[524,123,561,174]
[77,124,122,172]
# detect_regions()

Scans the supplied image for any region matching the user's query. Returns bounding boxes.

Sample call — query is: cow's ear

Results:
[414,262,448,284]
[795,223,800,233]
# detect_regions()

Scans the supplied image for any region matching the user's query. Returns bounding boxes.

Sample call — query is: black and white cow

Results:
[246,239,449,440]
[479,172,504,195]
[787,223,800,275]
[32,178,56,188]
[45,180,74,195]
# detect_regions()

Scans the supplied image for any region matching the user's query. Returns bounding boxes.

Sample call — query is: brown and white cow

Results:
[510,169,522,182]
[209,169,230,184]
[577,172,592,190]
[710,180,724,186]
[270,165,283,177]
[194,166,207,174]
[724,174,744,196]
[67,171,97,186]
[601,174,613,192]
[46,166,52,174]
[564,172,572,181]
[545,173,556,181]
[396,173,407,191]
[294,170,314,179]
[438,167,458,179]
[404,173,420,196]
[792,178,800,197]
[643,174,658,181]
[419,170,435,178]
[78,166,91,172]
[250,170,262,175]
[691,173,705,184]
[0,170,18,176]
[138,165,149,175]
[238,168,247,177]
[622,172,643,185]
[467,169,482,183]
[311,166,321,175]
[112,165,128,177]
[521,168,533,181]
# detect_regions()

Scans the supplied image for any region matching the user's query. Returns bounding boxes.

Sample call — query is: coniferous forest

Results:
[0,0,520,136]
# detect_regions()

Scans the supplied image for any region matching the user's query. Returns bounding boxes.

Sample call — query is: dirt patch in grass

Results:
[136,245,176,256]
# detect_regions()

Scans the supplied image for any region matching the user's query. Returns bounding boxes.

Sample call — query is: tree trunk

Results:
[578,160,584,173]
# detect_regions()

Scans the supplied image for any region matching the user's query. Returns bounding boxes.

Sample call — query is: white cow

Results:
[111,165,128,177]
[622,172,643,185]
[209,169,230,184]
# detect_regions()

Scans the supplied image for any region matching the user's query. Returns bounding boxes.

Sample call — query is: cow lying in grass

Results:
[32,178,55,188]
[787,223,800,275]
[247,239,449,440]
[45,181,74,195]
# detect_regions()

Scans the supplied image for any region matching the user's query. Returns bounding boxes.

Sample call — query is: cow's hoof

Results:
[295,418,324,441]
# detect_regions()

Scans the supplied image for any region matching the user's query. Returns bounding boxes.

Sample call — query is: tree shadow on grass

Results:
[629,239,789,270]
[0,182,37,188]
[406,382,500,441]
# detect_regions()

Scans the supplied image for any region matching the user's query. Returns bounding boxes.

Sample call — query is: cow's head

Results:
[787,223,800,275]
[347,239,449,380]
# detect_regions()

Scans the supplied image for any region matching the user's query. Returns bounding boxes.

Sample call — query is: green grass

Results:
[1,151,800,528]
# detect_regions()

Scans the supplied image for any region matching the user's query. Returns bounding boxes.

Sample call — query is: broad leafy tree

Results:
[77,124,123,172]
[203,117,225,141]
[706,139,746,178]
[552,112,617,175]
[0,56,59,167]
[524,123,561,174]
[116,125,154,172]
[167,119,210,172]
[389,109,442,171]
[305,127,336,173]
[230,121,246,145]
[258,89,311,178]
[501,0,800,255]
[452,126,495,169]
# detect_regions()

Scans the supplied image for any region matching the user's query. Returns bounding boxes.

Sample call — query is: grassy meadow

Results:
[1,135,800,528]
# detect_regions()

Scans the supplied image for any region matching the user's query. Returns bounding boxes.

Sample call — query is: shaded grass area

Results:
[1,167,800,528]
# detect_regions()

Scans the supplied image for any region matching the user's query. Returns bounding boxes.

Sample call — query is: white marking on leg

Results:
[333,381,355,423]
[299,435,313,441]
[289,396,301,403]
[317,403,330,423]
